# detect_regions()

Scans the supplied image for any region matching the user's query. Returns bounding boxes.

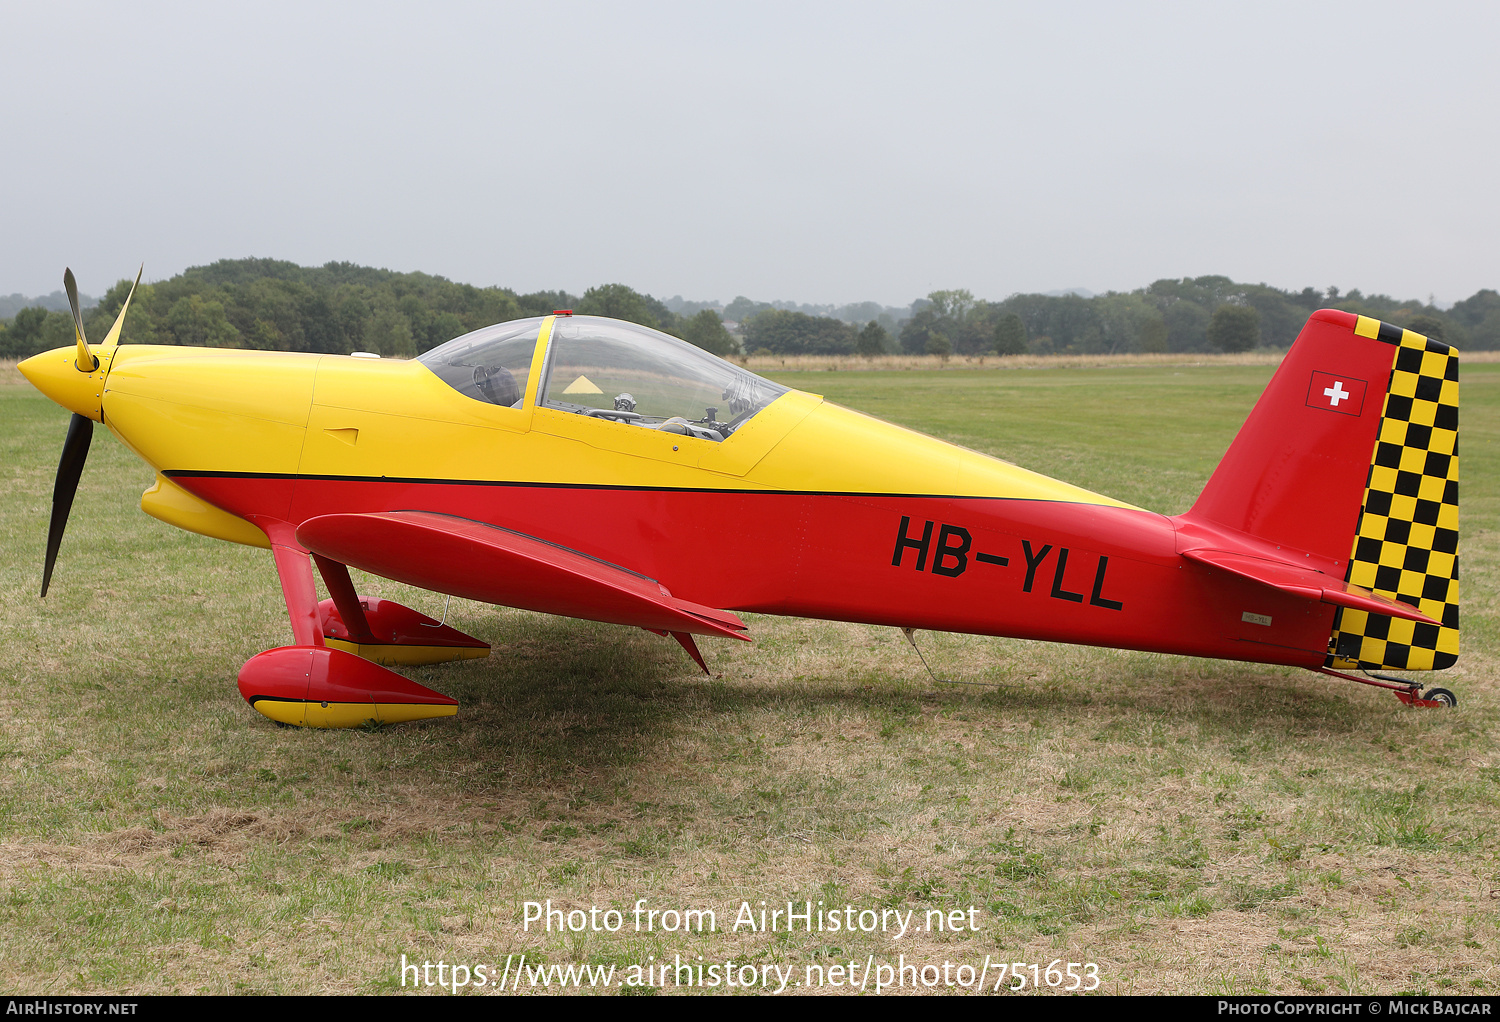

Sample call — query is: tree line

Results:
[2,258,1496,361]
[744,279,1500,357]
[0,260,737,362]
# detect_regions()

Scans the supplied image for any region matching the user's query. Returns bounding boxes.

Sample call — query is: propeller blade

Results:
[98,265,143,353]
[63,268,95,372]
[41,412,94,597]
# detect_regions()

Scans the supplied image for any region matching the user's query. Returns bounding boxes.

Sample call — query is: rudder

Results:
[1327,320,1458,671]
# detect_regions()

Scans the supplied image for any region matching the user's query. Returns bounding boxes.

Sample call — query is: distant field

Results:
[737,348,1500,373]
[0,356,1496,996]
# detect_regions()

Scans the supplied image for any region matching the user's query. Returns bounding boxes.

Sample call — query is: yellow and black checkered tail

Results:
[1326,318,1459,672]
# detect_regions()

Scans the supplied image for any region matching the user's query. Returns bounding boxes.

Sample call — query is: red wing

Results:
[1181,548,1441,626]
[294,511,748,641]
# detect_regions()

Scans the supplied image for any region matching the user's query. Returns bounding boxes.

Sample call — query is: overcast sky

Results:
[2,1,1496,307]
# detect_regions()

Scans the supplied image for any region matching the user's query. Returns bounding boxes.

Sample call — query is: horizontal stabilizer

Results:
[295,511,749,641]
[1181,548,1441,626]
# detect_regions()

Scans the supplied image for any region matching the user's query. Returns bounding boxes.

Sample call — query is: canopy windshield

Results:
[418,318,544,407]
[540,316,786,442]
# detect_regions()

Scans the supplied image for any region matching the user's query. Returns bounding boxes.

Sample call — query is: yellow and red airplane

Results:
[19,269,1461,727]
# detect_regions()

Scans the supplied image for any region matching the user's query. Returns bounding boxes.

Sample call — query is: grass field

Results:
[1,355,1497,996]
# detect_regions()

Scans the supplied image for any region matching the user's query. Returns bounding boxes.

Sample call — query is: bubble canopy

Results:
[419,315,788,441]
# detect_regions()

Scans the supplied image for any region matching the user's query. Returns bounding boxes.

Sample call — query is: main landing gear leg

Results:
[312,554,490,667]
[236,524,460,728]
[1315,668,1458,709]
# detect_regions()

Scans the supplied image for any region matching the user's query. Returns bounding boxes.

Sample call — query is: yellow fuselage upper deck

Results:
[62,316,1129,535]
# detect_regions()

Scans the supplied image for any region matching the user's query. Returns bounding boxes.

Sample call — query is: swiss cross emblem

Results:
[1306,371,1367,417]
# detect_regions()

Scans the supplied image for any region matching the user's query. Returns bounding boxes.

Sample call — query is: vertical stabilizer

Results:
[1189,310,1395,562]
[1182,310,1458,671]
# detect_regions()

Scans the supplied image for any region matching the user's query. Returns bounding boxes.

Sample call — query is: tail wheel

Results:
[1424,688,1457,708]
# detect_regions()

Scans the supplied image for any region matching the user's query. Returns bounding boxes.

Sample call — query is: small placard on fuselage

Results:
[1241,611,1272,627]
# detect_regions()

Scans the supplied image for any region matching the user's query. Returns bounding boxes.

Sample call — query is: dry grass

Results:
[1,357,1497,995]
